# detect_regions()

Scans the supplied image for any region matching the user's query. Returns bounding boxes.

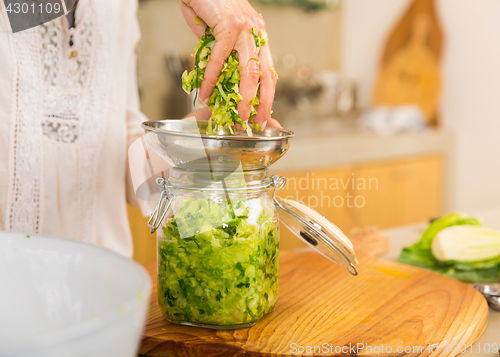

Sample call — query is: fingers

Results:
[235,35,260,129]
[180,2,207,39]
[253,43,276,129]
[198,36,235,104]
[182,0,275,132]
[265,118,282,129]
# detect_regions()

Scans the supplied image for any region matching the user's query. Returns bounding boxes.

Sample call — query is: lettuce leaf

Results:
[398,213,500,283]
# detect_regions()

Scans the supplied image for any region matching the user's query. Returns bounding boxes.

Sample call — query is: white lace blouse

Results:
[0,0,148,257]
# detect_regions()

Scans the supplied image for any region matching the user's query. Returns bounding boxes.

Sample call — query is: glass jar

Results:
[143,120,358,330]
[154,168,279,329]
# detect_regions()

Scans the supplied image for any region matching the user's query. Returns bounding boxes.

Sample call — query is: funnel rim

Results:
[142,120,295,141]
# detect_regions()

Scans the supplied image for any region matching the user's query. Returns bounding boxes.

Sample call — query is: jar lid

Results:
[275,197,358,275]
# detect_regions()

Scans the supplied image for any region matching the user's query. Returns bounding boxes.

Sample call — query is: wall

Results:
[341,0,500,213]
[137,0,342,120]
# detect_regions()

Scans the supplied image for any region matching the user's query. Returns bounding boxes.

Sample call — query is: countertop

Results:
[272,128,453,172]
[383,208,500,356]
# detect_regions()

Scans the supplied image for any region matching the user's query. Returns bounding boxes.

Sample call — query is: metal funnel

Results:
[142,120,294,171]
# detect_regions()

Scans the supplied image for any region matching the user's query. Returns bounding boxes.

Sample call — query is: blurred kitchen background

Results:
[129,0,500,263]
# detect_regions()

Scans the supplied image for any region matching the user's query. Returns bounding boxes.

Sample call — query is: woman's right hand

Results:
[180,0,278,130]
[184,108,282,129]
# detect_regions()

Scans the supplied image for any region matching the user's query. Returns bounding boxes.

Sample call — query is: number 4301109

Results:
[5,2,62,14]
[444,343,499,354]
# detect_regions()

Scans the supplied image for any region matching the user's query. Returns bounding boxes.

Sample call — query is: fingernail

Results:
[261,120,268,131]
[198,98,208,108]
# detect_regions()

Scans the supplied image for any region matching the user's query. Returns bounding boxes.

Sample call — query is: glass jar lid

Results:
[271,176,358,276]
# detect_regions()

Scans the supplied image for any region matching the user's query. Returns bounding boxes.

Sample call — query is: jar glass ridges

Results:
[156,168,279,329]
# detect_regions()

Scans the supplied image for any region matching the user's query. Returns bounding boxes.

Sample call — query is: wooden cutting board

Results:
[139,249,487,357]
[372,0,444,126]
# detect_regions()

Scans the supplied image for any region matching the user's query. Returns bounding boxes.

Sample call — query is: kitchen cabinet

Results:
[127,204,156,264]
[272,166,353,250]
[272,155,443,250]
[349,155,443,228]
[128,155,443,262]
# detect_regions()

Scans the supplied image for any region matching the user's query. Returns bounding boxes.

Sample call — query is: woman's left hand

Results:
[180,0,278,130]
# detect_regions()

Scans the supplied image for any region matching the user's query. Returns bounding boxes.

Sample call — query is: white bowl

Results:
[0,232,151,357]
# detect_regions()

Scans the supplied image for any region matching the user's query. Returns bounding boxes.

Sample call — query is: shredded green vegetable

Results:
[182,27,267,135]
[251,27,268,48]
[157,196,279,326]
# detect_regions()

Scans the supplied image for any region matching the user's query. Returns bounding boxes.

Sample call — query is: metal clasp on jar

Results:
[148,178,176,234]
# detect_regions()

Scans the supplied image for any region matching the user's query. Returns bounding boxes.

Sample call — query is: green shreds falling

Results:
[182,27,268,135]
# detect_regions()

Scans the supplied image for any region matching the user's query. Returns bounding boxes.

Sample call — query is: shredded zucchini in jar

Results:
[157,196,279,326]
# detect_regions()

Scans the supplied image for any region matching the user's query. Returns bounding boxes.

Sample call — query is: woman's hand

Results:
[181,0,277,130]
[184,107,282,128]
